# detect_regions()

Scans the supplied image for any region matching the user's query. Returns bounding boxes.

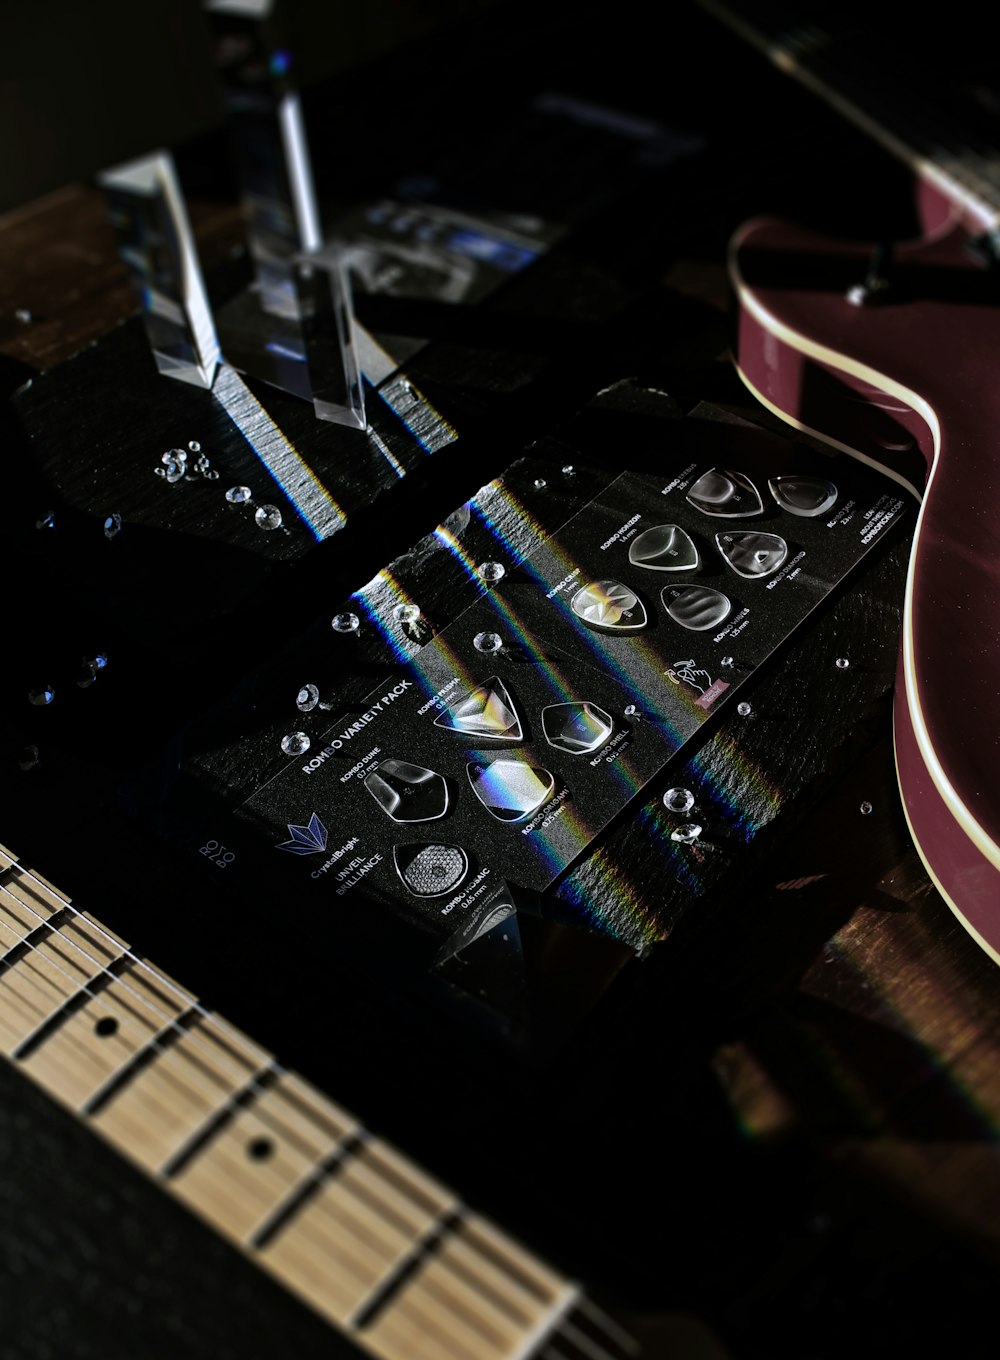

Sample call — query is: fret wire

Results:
[251,1132,368,1250]
[2,860,575,1347]
[577,1298,639,1355]
[352,1208,465,1331]
[429,1234,539,1329]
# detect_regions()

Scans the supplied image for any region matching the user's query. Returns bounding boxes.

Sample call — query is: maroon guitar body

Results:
[730,206,1000,959]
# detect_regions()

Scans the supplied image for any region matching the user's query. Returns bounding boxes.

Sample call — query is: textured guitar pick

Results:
[768,475,838,517]
[571,579,647,632]
[434,676,522,741]
[628,523,700,571]
[365,759,450,822]
[467,759,556,823]
[541,702,614,755]
[393,843,469,896]
[686,468,764,517]
[716,530,788,579]
[661,584,732,631]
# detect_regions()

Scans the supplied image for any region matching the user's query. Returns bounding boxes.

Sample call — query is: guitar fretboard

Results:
[700,0,1000,225]
[0,843,635,1360]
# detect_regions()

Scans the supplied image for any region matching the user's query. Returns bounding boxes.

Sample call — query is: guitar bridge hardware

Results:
[685,468,763,517]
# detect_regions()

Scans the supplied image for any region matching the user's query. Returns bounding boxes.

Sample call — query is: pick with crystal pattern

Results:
[467,759,556,824]
[686,468,763,517]
[365,759,450,823]
[717,531,788,579]
[661,585,732,632]
[571,580,647,633]
[628,524,699,572]
[276,812,328,855]
[434,677,522,742]
[768,475,838,517]
[541,702,613,755]
[393,844,470,897]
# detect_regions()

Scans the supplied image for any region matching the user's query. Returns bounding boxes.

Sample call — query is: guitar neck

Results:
[0,842,635,1360]
[700,0,1000,227]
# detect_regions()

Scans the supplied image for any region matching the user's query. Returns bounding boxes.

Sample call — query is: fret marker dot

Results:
[248,1137,274,1161]
[95,1016,119,1037]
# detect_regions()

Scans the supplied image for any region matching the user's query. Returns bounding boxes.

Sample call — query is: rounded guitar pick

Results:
[628,523,699,572]
[686,468,763,517]
[571,580,647,633]
[768,475,838,517]
[365,759,450,822]
[661,584,732,631]
[393,843,469,897]
[716,530,788,579]
[541,702,613,755]
[467,759,555,823]
[434,676,522,742]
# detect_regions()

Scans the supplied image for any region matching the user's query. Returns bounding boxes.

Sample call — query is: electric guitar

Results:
[709,1,1000,959]
[1,841,727,1359]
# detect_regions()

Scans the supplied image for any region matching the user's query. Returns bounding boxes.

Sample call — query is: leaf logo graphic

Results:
[276,812,328,855]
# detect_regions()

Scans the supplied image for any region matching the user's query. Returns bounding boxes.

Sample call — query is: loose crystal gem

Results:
[296,683,320,712]
[35,512,55,530]
[226,485,253,504]
[477,561,505,584]
[188,440,201,453]
[836,657,850,670]
[571,580,647,633]
[76,663,98,689]
[860,800,874,816]
[163,462,184,484]
[164,448,187,465]
[624,703,638,718]
[332,612,360,634]
[103,513,123,540]
[255,504,283,530]
[467,758,555,823]
[473,631,503,654]
[435,677,522,741]
[18,745,40,771]
[533,478,547,490]
[721,656,734,668]
[394,603,421,624]
[671,822,703,844]
[663,787,695,814]
[737,701,752,717]
[562,464,575,476]
[280,731,310,756]
[541,702,613,755]
[90,653,109,670]
[28,685,55,706]
[154,467,166,479]
[206,469,219,480]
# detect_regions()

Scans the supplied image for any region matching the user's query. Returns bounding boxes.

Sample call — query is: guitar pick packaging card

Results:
[161,389,910,1048]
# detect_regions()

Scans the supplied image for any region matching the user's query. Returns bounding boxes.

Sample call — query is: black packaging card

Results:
[222,457,905,950]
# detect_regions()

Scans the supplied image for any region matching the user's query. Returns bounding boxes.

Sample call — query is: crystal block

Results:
[99,151,219,390]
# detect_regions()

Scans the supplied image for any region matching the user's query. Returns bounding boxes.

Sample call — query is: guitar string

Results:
[0,871,563,1342]
[0,880,552,1349]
